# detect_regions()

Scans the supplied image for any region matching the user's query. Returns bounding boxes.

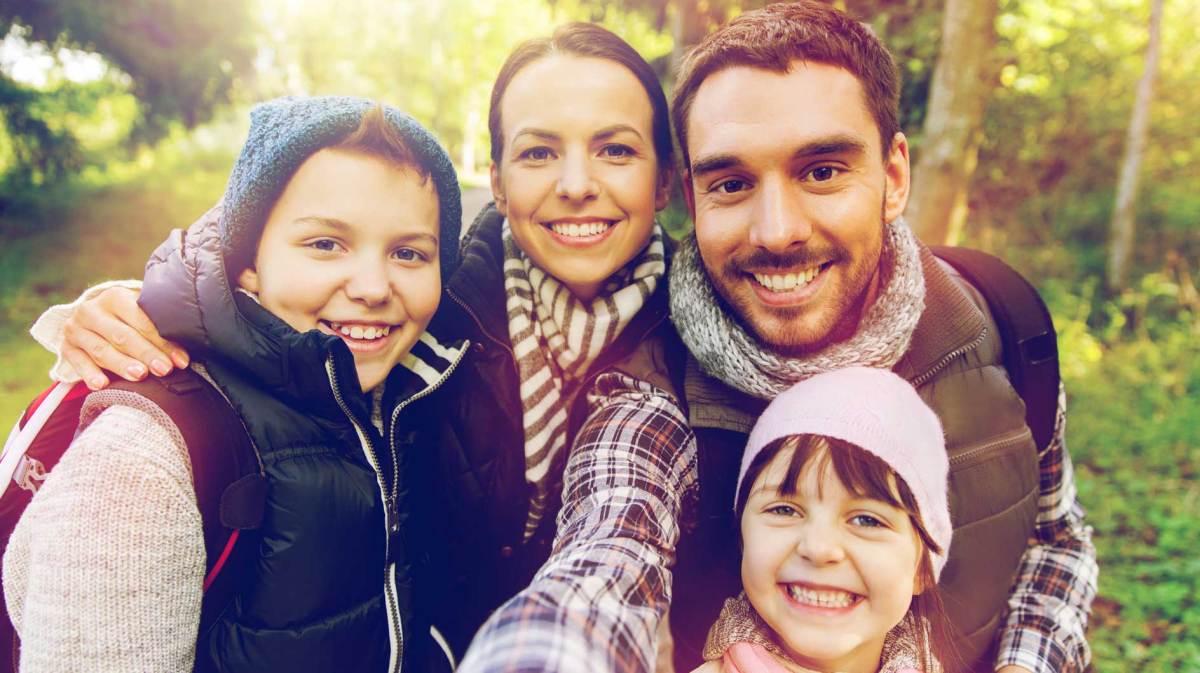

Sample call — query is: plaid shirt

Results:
[457,376,1096,673]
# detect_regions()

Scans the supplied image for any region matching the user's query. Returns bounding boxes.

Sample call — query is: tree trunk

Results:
[1107,0,1164,290]
[907,0,1000,246]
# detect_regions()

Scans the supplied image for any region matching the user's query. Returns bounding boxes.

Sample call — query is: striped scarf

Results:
[502,221,666,538]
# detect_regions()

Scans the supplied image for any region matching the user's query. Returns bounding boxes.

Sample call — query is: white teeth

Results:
[753,266,822,293]
[551,221,610,237]
[786,584,855,608]
[329,322,391,340]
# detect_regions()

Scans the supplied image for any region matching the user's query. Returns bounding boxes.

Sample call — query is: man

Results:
[462,4,1095,673]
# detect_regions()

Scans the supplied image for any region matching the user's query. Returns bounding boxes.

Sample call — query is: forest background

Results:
[0,0,1196,670]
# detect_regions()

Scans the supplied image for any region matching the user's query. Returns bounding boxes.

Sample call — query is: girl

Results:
[26,22,685,669]
[4,97,466,672]
[701,366,956,673]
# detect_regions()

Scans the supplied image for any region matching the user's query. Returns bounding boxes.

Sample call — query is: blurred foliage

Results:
[0,1,1197,670]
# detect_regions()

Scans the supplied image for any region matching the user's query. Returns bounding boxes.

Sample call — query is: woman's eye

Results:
[601,144,634,159]
[712,179,749,194]
[519,147,554,162]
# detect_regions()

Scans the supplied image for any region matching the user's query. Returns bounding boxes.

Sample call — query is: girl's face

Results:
[491,55,669,301]
[740,445,925,673]
[239,148,442,392]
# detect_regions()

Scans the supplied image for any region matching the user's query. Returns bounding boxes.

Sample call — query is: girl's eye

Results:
[850,513,886,528]
[519,147,554,162]
[766,504,800,517]
[601,144,635,159]
[805,165,841,182]
[712,179,750,194]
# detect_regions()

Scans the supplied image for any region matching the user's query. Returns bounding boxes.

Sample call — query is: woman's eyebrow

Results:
[511,128,560,144]
[593,124,644,142]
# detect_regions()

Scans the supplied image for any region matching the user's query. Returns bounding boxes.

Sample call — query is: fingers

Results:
[62,321,153,388]
[105,289,189,369]
[61,342,115,392]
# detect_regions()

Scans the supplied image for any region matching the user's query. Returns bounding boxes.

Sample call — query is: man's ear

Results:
[237,266,261,294]
[682,170,696,221]
[655,167,674,212]
[883,132,910,223]
[490,163,507,216]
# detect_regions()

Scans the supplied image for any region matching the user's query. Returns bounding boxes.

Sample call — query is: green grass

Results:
[0,167,1196,671]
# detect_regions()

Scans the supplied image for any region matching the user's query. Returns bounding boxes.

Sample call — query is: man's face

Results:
[685,62,909,356]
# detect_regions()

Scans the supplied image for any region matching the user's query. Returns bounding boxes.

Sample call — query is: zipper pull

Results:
[386,494,399,535]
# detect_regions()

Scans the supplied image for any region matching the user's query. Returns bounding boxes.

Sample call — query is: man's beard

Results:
[706,226,884,358]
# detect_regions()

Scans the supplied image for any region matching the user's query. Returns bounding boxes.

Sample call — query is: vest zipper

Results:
[910,328,989,388]
[948,425,1033,468]
[446,288,516,360]
[325,355,404,673]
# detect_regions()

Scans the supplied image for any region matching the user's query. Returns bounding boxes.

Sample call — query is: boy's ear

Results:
[489,163,507,216]
[237,266,261,294]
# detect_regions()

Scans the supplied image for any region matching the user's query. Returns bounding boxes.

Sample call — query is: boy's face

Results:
[740,445,923,673]
[239,148,441,392]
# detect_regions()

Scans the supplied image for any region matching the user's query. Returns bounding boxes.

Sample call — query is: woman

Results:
[36,22,691,671]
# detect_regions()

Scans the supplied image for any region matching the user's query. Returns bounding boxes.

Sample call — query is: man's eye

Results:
[808,166,839,182]
[519,147,553,162]
[713,179,749,194]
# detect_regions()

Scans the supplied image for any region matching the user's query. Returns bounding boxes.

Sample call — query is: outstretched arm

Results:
[457,373,698,673]
[995,383,1098,673]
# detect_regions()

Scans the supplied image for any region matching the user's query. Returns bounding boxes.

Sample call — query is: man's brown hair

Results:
[334,103,430,182]
[670,1,901,169]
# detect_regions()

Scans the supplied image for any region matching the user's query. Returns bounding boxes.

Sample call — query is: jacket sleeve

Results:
[994,383,1099,673]
[456,372,698,673]
[2,404,205,672]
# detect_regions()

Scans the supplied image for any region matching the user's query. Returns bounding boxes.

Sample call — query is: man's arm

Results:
[456,373,698,673]
[995,383,1099,673]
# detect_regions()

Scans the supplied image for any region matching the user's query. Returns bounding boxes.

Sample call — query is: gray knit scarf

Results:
[503,221,666,538]
[669,218,925,399]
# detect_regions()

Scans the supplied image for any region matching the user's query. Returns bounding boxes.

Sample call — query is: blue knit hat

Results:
[219,96,461,281]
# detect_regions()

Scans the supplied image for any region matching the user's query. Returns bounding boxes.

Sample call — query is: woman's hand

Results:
[62,286,189,390]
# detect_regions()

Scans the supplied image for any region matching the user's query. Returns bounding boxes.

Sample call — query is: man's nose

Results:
[748,176,812,253]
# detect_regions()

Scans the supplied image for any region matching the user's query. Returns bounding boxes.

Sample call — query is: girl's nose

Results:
[795,523,846,566]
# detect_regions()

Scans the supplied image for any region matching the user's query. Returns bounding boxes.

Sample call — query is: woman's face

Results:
[491,55,669,301]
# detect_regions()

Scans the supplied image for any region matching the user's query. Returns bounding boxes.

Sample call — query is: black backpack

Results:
[0,368,267,672]
[931,246,1061,452]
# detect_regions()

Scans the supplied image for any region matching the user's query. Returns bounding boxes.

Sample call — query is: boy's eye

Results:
[394,248,427,263]
[307,238,342,252]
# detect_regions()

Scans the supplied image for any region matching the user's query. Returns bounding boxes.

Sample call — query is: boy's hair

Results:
[333,103,430,183]
[487,22,674,182]
[735,433,960,672]
[670,0,900,169]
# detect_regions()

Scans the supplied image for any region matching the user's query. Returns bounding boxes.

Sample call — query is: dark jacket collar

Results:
[140,207,468,424]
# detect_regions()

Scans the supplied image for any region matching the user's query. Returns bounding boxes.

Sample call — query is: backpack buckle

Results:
[14,456,47,493]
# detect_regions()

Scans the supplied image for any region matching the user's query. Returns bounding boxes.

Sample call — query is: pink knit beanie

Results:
[737,366,953,579]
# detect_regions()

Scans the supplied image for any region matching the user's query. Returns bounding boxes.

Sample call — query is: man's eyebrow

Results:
[690,154,743,178]
[791,136,869,160]
[593,124,644,142]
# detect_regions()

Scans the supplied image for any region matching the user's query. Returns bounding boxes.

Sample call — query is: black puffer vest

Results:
[653,247,1040,673]
[140,211,468,673]
[423,204,677,657]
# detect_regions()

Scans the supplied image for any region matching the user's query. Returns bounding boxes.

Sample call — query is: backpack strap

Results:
[930,246,1061,452]
[106,369,266,636]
